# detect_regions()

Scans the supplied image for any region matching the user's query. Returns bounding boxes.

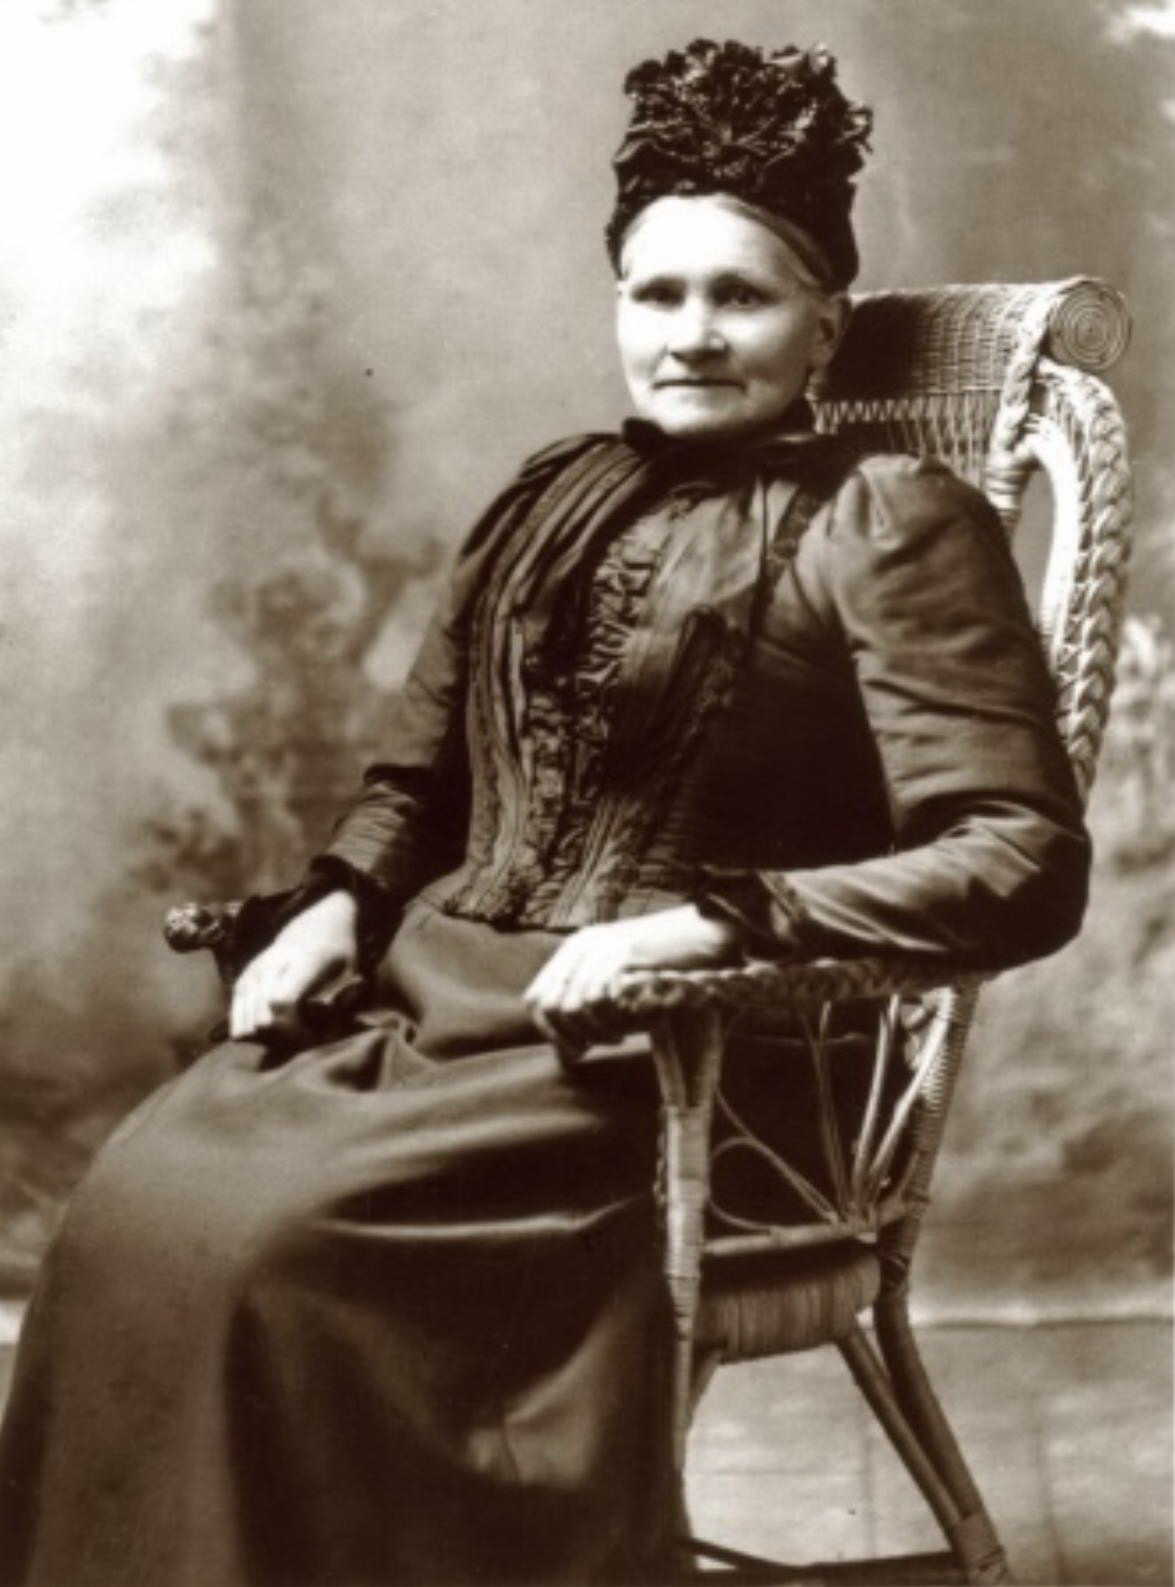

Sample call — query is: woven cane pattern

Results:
[611,954,967,1017]
[813,279,1131,514]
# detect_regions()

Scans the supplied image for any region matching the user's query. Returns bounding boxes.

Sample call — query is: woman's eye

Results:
[718,283,767,308]
[632,283,680,307]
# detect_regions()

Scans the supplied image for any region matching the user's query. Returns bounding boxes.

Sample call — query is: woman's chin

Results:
[639,394,788,443]
[650,412,746,442]
[653,415,770,445]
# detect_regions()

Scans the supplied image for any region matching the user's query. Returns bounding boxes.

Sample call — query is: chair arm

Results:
[608,954,973,1022]
[165,904,967,1023]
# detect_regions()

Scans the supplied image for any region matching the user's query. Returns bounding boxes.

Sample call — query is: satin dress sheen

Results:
[0,905,675,1587]
[0,420,1090,1586]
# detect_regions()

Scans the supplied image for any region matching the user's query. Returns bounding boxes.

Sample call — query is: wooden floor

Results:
[687,1320,1172,1586]
[1,1317,1170,1586]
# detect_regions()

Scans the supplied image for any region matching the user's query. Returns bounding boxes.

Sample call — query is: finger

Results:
[290,946,348,1003]
[542,986,619,1052]
[233,944,279,1033]
[559,941,627,1018]
[254,964,307,1037]
[561,955,638,1046]
[559,953,607,1015]
[529,999,589,1060]
[234,958,292,1040]
[228,997,247,1040]
[561,1001,628,1048]
[231,998,260,1041]
[525,936,580,998]
[529,1001,574,1051]
[229,968,258,1039]
[524,951,580,1020]
[238,975,271,1039]
[577,996,631,1044]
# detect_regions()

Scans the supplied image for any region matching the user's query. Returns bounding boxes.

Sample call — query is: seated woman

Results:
[0,37,1088,1587]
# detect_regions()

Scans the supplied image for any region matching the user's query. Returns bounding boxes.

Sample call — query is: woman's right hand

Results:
[228,889,360,1040]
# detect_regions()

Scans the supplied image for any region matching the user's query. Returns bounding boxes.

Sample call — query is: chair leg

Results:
[651,1009,726,1579]
[872,1294,1012,1585]
[837,1323,964,1543]
[677,1329,995,1585]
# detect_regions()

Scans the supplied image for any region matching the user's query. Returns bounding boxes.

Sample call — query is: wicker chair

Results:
[166,277,1133,1587]
[604,278,1134,1585]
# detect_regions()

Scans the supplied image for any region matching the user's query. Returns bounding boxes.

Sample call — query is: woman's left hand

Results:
[523,905,740,1054]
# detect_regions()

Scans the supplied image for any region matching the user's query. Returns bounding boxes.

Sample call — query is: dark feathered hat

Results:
[606,38,872,290]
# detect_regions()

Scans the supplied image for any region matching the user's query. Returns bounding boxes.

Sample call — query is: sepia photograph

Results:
[0,2,1170,1583]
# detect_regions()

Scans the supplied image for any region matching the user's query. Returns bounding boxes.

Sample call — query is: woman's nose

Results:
[667,307,726,361]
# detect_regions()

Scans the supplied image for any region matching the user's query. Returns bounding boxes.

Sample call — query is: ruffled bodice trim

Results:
[443,448,828,929]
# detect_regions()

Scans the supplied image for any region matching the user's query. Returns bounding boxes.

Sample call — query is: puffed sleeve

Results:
[702,455,1091,973]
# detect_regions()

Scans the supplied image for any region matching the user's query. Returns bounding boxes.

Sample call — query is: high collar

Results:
[619,397,827,473]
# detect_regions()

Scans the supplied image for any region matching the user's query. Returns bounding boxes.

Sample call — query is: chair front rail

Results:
[702,1186,928,1262]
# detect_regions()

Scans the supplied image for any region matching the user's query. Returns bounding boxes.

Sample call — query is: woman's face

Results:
[615,195,845,441]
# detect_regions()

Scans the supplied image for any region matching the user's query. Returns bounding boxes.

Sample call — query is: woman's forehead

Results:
[619,196,813,286]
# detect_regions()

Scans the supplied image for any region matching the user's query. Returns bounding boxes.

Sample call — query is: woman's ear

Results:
[809,292,850,373]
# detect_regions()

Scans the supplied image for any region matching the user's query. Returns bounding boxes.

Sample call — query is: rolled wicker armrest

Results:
[610,954,976,1019]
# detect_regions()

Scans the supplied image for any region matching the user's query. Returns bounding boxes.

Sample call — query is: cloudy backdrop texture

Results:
[0,0,1171,1315]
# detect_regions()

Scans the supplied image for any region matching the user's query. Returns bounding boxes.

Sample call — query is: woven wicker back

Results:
[806,279,1133,1276]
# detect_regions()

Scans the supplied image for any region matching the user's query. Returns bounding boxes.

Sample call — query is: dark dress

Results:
[0,417,1089,1586]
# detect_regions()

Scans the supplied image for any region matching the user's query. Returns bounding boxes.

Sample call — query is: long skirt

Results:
[0,899,678,1586]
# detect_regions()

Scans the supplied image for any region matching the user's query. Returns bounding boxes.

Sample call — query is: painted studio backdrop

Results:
[0,0,1172,1317]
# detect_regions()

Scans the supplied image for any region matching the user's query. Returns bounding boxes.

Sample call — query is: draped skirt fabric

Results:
[0,902,677,1586]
